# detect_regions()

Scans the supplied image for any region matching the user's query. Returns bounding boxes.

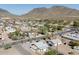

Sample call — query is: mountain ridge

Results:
[0,6,79,19]
[22,6,79,19]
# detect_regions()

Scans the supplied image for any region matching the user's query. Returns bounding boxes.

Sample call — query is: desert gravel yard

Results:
[0,47,21,55]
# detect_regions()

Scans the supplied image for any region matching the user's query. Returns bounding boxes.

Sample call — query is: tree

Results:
[72,21,79,28]
[8,31,24,40]
[39,26,48,35]
[56,25,63,30]
[68,41,79,49]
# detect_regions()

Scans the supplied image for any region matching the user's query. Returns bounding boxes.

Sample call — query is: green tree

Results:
[72,21,79,28]
[39,26,48,35]
[8,31,23,40]
[56,25,64,31]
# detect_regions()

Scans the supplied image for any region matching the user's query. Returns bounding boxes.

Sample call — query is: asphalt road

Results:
[14,44,32,55]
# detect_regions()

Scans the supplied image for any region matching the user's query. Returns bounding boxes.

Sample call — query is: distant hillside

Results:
[0,8,16,18]
[22,6,79,19]
[0,6,79,20]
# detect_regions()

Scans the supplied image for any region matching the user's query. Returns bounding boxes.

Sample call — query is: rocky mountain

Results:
[22,6,79,19]
[0,6,79,20]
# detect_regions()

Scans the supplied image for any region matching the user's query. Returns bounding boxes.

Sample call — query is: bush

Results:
[68,52,74,55]
[68,41,79,49]
[8,31,24,40]
[39,26,48,35]
[44,49,58,55]
[72,21,79,28]
[4,44,11,49]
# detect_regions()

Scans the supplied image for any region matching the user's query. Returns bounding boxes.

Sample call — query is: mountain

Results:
[0,6,79,20]
[22,6,79,19]
[23,7,49,18]
[48,6,79,16]
[0,8,15,18]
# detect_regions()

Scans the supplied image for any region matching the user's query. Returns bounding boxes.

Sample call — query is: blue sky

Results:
[0,4,79,15]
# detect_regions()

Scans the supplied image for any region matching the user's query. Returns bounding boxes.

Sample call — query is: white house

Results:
[21,26,31,32]
[51,39,62,46]
[5,26,16,33]
[31,40,49,53]
[62,32,79,41]
[28,32,37,38]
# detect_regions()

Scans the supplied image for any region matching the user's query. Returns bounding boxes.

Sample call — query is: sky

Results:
[0,4,79,15]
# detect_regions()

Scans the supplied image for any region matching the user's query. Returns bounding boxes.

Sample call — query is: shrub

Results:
[4,44,11,49]
[68,51,74,55]
[44,49,58,55]
[8,31,24,40]
[68,41,79,49]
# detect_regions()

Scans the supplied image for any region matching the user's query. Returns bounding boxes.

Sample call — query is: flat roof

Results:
[62,33,79,40]
[33,40,48,50]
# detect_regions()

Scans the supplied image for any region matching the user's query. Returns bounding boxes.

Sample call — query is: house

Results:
[28,32,37,38]
[5,26,16,33]
[73,46,79,53]
[50,39,62,46]
[30,40,49,53]
[0,26,3,33]
[0,19,4,27]
[0,17,11,20]
[15,21,22,25]
[20,26,31,32]
[74,46,79,50]
[62,32,79,41]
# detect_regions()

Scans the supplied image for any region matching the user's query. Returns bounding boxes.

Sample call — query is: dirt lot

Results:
[0,47,21,55]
